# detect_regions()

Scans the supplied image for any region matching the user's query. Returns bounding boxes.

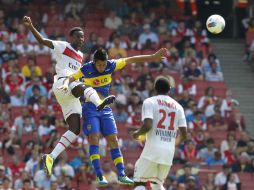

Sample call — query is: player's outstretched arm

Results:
[175,127,188,147]
[132,118,152,140]
[57,70,84,92]
[23,16,54,49]
[124,48,167,65]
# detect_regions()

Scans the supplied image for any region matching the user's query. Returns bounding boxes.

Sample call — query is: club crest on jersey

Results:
[87,124,92,131]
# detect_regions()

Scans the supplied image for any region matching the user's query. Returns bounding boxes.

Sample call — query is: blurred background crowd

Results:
[0,0,254,190]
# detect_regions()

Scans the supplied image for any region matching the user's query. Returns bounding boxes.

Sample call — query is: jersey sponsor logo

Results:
[85,74,111,87]
[92,78,108,86]
[68,62,79,70]
[63,47,83,63]
[155,128,177,142]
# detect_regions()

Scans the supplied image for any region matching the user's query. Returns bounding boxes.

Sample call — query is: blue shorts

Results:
[82,102,117,137]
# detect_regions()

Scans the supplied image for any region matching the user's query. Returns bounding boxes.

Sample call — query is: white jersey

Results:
[51,40,83,78]
[140,95,187,165]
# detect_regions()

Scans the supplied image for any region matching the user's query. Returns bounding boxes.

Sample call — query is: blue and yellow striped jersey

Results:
[72,59,126,97]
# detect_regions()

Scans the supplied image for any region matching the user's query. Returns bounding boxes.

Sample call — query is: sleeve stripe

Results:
[72,70,84,80]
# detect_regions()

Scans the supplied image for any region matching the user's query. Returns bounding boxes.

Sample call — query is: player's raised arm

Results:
[23,16,54,49]
[124,48,167,65]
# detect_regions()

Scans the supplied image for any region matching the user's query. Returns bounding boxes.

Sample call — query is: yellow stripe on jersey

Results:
[115,58,126,71]
[72,70,84,80]
[84,74,112,87]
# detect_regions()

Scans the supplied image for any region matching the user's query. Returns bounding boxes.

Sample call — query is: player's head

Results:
[93,49,108,73]
[69,27,84,50]
[154,76,171,95]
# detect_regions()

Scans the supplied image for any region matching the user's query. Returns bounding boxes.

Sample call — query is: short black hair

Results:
[69,27,83,36]
[154,76,170,94]
[93,49,108,62]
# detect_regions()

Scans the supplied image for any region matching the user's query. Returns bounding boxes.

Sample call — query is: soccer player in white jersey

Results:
[132,76,188,190]
[23,16,115,177]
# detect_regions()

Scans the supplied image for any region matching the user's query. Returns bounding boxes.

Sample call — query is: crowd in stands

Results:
[0,0,254,190]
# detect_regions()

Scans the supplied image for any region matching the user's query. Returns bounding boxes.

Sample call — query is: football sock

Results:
[89,145,103,177]
[110,148,125,176]
[84,87,101,106]
[50,130,77,159]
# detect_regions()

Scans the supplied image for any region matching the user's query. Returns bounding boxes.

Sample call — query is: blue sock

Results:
[89,145,103,178]
[110,148,125,176]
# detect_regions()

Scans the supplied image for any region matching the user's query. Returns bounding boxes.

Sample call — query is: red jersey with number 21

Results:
[140,95,187,165]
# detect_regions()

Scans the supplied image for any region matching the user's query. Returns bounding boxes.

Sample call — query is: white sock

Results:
[151,184,165,190]
[84,87,101,106]
[50,130,77,159]
[134,186,146,190]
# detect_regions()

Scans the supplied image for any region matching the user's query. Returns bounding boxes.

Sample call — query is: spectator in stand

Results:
[157,18,168,35]
[0,176,12,190]
[182,40,196,59]
[207,108,227,131]
[2,129,21,156]
[4,69,25,95]
[102,160,118,184]
[27,85,42,107]
[0,42,17,64]
[118,16,135,36]
[138,24,159,49]
[65,2,81,21]
[177,77,197,96]
[42,3,61,25]
[84,32,98,53]
[178,90,193,109]
[198,87,217,111]
[171,20,192,39]
[182,140,198,160]
[201,53,221,74]
[20,179,35,190]
[126,102,142,132]
[113,102,128,122]
[108,36,127,59]
[38,115,55,137]
[205,61,224,81]
[24,76,47,102]
[190,20,208,45]
[104,10,123,30]
[246,141,254,158]
[25,150,40,176]
[223,173,241,190]
[197,138,217,161]
[215,164,239,188]
[205,150,225,166]
[185,176,199,190]
[64,0,84,16]
[48,27,65,41]
[16,38,34,57]
[127,92,141,113]
[62,176,76,190]
[21,116,35,135]
[227,100,246,131]
[188,110,207,131]
[10,156,25,177]
[236,131,251,154]
[10,88,25,106]
[33,43,50,55]
[201,173,216,190]
[21,58,42,81]
[0,83,10,104]
[232,152,252,172]
[34,164,57,190]
[183,60,203,81]
[164,175,177,190]
[221,132,237,161]
[177,163,198,184]
[54,157,75,178]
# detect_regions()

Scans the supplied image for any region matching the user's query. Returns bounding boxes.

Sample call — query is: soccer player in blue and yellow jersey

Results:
[59,48,167,186]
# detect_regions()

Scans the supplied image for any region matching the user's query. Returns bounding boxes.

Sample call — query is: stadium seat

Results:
[246,31,254,46]
[127,49,141,57]
[11,106,27,119]
[35,55,52,74]
[18,56,28,68]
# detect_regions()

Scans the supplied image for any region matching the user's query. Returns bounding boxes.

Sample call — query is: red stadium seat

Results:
[35,55,52,74]
[18,56,28,68]
[246,31,254,46]
[11,106,27,119]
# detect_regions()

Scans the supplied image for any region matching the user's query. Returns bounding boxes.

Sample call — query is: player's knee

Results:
[69,126,80,135]
[88,134,100,145]
[71,85,85,98]
[106,135,118,148]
